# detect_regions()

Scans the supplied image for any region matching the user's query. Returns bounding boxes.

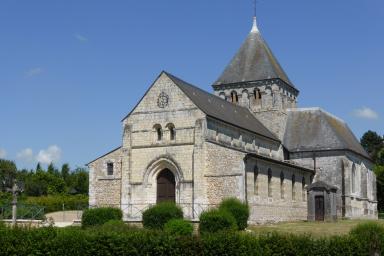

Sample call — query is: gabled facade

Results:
[88,16,377,223]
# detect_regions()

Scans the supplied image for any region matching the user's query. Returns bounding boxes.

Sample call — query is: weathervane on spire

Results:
[254,0,257,18]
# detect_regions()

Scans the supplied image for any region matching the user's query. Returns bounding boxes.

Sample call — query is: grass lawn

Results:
[249,219,384,237]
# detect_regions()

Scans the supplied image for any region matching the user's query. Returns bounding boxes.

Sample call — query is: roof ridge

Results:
[165,71,261,115]
[284,108,371,160]
[164,71,279,142]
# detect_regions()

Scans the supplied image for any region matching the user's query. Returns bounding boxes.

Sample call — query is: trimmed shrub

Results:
[219,197,249,230]
[199,209,237,234]
[82,207,122,228]
[164,219,193,236]
[142,202,183,230]
[98,220,138,233]
[350,221,384,255]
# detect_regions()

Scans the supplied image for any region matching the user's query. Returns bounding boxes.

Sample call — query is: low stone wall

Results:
[1,219,43,228]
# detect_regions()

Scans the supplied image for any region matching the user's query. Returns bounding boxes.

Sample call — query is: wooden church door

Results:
[315,196,325,221]
[157,169,176,203]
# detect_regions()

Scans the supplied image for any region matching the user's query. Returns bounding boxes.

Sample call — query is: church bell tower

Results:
[212,16,299,140]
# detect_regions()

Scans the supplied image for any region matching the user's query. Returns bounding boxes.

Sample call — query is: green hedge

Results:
[142,202,183,230]
[24,195,88,213]
[350,221,384,255]
[97,220,139,233]
[164,219,193,236]
[219,198,249,230]
[81,207,122,228]
[199,208,237,234]
[0,222,382,255]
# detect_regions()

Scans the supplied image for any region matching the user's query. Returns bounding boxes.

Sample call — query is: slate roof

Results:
[165,72,279,142]
[213,18,293,87]
[283,108,370,159]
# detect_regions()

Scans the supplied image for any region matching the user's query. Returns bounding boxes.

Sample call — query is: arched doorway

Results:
[157,169,175,203]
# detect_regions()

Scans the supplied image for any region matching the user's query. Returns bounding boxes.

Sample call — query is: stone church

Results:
[88,16,377,223]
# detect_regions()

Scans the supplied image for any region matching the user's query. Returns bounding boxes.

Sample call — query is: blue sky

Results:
[0,0,383,170]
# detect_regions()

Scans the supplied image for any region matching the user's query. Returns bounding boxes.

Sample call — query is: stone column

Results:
[193,118,207,219]
[121,123,132,220]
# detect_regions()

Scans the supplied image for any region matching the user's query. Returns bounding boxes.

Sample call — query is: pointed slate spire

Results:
[213,16,293,87]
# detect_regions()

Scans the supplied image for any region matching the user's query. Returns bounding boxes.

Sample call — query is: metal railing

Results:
[89,202,218,220]
[0,204,45,220]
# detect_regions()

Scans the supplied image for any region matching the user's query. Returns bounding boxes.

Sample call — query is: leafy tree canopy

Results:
[0,160,88,199]
[362,130,384,212]
[361,130,383,161]
[0,159,17,192]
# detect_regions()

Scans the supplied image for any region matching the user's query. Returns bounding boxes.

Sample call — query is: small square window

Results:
[107,162,114,176]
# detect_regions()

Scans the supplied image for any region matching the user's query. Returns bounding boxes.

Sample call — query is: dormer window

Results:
[107,162,114,176]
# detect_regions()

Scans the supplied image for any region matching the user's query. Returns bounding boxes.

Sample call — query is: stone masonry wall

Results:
[88,147,122,207]
[289,150,377,219]
[204,140,311,223]
[122,73,207,219]
[206,117,283,161]
[245,157,310,223]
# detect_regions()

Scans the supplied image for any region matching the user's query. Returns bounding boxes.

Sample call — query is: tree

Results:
[47,163,55,174]
[374,165,384,212]
[61,164,70,185]
[360,131,383,161]
[24,171,48,196]
[72,168,89,194]
[361,131,384,212]
[377,148,384,166]
[0,159,17,192]
[47,163,59,177]
[36,163,43,172]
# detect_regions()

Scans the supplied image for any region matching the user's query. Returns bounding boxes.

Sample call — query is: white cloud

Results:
[0,148,6,158]
[74,34,88,42]
[353,107,379,120]
[17,148,34,163]
[25,67,44,77]
[36,145,62,164]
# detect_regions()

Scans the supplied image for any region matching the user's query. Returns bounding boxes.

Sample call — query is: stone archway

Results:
[143,156,183,204]
[157,169,176,203]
